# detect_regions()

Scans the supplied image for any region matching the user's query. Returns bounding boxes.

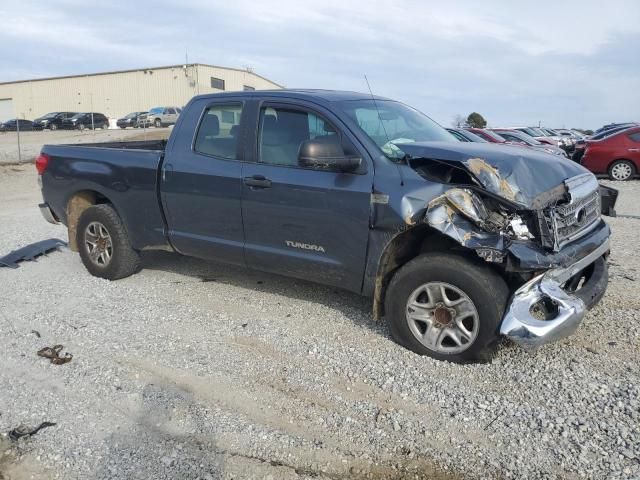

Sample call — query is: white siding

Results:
[0,65,282,121]
[0,98,13,122]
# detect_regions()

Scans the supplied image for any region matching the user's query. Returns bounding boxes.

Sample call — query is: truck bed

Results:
[69,139,167,151]
[40,141,169,251]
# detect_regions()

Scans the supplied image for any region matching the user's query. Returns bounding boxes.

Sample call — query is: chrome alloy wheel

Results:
[85,221,113,267]
[611,162,633,181]
[406,282,480,354]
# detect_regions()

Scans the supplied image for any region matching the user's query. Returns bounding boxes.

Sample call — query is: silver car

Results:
[140,106,182,128]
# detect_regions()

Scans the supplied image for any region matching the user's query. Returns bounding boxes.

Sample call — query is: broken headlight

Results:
[444,188,535,240]
[443,188,488,225]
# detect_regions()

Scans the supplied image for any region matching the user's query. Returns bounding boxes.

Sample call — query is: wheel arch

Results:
[65,189,117,251]
[372,225,473,320]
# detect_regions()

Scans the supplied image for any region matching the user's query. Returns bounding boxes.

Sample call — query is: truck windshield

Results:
[339,100,454,159]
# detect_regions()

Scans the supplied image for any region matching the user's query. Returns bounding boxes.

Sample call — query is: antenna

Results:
[364,74,404,186]
[364,74,390,145]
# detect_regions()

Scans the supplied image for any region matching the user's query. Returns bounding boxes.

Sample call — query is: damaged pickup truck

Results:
[37,90,617,362]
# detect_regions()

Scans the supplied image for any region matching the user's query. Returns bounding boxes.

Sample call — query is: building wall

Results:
[0,65,281,121]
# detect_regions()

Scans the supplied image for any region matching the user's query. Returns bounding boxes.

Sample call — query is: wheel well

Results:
[372,225,467,320]
[607,158,637,172]
[66,190,112,251]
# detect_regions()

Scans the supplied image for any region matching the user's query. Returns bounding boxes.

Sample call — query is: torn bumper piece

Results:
[500,237,610,350]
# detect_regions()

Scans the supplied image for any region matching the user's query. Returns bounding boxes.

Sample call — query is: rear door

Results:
[164,108,177,124]
[160,97,247,265]
[241,99,373,292]
[626,131,640,166]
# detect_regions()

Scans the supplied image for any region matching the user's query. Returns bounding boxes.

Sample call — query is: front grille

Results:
[545,186,601,251]
[555,190,600,247]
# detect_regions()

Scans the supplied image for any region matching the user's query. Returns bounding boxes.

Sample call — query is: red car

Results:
[464,128,509,143]
[581,126,640,180]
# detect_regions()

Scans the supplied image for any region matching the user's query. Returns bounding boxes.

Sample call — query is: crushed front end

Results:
[399,144,617,350]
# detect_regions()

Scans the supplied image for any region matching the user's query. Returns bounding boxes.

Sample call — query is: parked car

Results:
[538,127,572,151]
[446,128,488,142]
[555,128,584,141]
[490,129,568,157]
[573,125,638,163]
[62,113,109,130]
[37,89,615,363]
[0,119,34,132]
[32,112,77,131]
[139,107,182,128]
[507,127,558,147]
[464,128,510,143]
[581,126,640,180]
[116,112,147,129]
[593,122,638,136]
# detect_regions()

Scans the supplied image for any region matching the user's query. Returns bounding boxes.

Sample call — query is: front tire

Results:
[385,253,509,363]
[77,205,141,280]
[608,160,635,181]
[154,118,162,128]
[50,124,58,131]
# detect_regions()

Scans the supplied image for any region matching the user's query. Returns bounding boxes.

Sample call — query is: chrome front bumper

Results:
[500,238,610,350]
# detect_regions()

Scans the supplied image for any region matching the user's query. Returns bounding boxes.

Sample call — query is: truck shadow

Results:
[140,250,389,339]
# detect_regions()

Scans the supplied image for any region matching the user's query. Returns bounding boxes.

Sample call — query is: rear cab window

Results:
[194,104,243,160]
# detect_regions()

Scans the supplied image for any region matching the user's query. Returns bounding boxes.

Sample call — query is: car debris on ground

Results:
[36,345,73,365]
[8,422,56,441]
[0,238,66,269]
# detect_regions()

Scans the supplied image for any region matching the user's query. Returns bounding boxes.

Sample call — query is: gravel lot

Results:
[0,163,638,480]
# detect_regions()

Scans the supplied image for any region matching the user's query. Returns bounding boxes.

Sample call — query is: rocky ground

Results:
[0,164,638,479]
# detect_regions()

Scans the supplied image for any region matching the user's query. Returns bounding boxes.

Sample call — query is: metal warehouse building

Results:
[0,64,282,122]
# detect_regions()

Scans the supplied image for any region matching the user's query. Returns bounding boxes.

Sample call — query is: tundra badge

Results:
[285,240,326,253]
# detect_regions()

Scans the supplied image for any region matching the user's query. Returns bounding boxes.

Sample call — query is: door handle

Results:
[243,175,272,188]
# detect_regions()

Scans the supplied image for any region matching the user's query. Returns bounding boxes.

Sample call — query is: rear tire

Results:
[77,204,141,280]
[608,160,635,181]
[385,253,509,363]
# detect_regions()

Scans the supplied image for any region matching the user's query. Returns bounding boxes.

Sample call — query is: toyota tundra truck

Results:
[36,90,617,362]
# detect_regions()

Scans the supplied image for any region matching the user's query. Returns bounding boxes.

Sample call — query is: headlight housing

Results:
[443,188,488,225]
[443,188,534,240]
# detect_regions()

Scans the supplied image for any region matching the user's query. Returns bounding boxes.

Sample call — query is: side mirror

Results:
[298,138,362,172]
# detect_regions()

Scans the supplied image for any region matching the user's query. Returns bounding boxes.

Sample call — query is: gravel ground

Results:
[0,127,170,165]
[0,165,638,480]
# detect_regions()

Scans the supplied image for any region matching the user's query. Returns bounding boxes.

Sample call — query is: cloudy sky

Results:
[2,0,639,128]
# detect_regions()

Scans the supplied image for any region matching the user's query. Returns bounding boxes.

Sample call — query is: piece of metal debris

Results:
[8,422,57,441]
[37,345,73,365]
[0,239,67,269]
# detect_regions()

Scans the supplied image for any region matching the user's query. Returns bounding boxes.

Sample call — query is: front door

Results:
[160,99,247,265]
[241,102,373,292]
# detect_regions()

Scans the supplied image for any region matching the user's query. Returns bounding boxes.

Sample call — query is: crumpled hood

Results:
[397,141,591,208]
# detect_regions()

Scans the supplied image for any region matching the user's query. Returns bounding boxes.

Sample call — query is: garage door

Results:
[0,99,14,122]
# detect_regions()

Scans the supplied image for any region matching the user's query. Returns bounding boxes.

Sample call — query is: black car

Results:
[32,112,77,131]
[0,119,34,132]
[62,113,109,130]
[116,112,147,129]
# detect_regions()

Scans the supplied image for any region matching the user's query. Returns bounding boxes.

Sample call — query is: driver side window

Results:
[258,107,339,167]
